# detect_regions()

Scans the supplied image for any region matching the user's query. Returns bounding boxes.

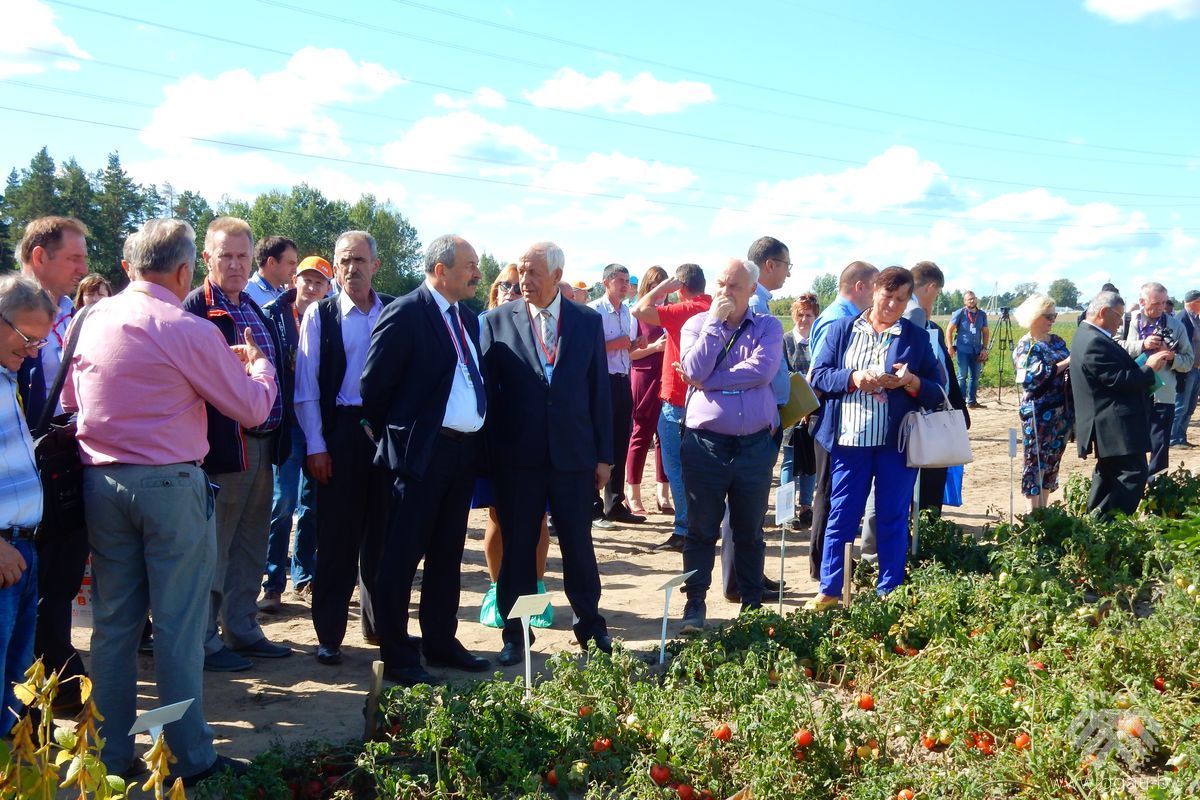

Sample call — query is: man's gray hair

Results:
[602,263,629,282]
[335,230,377,260]
[1141,281,1168,297]
[0,274,58,320]
[1087,290,1124,318]
[737,258,760,285]
[424,234,459,274]
[126,218,196,276]
[528,241,565,274]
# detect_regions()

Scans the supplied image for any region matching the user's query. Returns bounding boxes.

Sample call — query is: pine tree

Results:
[92,152,145,285]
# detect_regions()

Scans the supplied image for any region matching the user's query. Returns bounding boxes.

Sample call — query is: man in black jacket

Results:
[361,234,490,686]
[183,217,292,672]
[480,241,614,666]
[294,231,394,666]
[1071,290,1169,517]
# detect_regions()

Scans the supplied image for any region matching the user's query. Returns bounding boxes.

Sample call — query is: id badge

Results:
[1015,367,1027,384]
[459,362,474,386]
[969,324,977,335]
[543,362,554,384]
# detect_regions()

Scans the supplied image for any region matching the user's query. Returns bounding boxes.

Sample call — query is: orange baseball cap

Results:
[297,256,333,280]
[573,280,588,289]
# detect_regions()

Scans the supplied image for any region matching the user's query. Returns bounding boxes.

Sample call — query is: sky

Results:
[2,0,1199,301]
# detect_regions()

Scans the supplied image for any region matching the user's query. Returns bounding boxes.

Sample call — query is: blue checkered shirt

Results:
[0,371,42,528]
[209,282,284,432]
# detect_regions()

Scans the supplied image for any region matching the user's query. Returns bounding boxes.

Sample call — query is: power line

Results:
[0,104,1183,239]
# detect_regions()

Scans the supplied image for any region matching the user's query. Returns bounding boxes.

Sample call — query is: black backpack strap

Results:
[34,303,94,437]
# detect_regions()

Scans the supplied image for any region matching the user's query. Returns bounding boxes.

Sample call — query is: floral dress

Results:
[1012,333,1073,497]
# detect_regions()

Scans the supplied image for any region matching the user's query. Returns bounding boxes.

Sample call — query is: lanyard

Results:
[291,304,301,333]
[51,307,74,349]
[527,303,561,366]
[443,307,470,366]
[965,308,978,327]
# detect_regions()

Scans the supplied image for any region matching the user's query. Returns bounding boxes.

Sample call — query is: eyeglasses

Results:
[770,258,793,269]
[1044,312,1058,321]
[498,281,519,294]
[1,315,49,351]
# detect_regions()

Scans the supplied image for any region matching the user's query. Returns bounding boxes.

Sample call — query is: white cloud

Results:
[432,86,506,110]
[963,188,1076,222]
[1084,0,1200,22]
[141,47,403,157]
[537,195,685,237]
[380,111,556,174]
[534,152,697,195]
[525,68,715,115]
[0,0,90,79]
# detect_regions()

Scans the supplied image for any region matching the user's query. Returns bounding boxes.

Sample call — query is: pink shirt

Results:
[61,281,278,467]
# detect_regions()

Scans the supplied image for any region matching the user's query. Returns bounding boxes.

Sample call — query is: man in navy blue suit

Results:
[479,242,614,666]
[362,234,491,686]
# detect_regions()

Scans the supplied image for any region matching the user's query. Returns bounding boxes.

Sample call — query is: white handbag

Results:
[897,387,974,468]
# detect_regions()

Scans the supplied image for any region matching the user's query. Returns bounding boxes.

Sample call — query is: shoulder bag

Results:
[897,385,974,469]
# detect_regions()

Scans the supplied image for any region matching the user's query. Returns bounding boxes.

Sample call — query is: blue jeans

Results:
[821,444,917,597]
[0,538,37,734]
[263,424,317,592]
[1171,370,1200,444]
[657,403,688,538]
[957,351,982,404]
[779,444,816,506]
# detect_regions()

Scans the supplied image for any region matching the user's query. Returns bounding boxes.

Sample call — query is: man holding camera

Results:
[1118,282,1193,479]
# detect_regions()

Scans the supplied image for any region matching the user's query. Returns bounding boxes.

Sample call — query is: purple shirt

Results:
[679,309,783,436]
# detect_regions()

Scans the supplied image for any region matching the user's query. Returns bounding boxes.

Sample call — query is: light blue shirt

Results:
[589,294,635,375]
[751,283,790,405]
[810,294,862,367]
[0,371,42,528]
[244,272,284,309]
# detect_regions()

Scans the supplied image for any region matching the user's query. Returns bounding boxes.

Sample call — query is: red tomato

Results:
[803,667,814,679]
[894,644,906,655]
[793,728,814,748]
[857,693,875,711]
[1014,733,1031,750]
[1027,661,1046,672]
[650,764,671,786]
[579,706,592,717]
[766,626,775,638]
[546,768,558,787]
[905,647,919,657]
[713,723,733,742]
[591,737,612,753]
[897,790,916,800]
[921,736,936,750]
[677,784,695,800]
[1003,677,1016,689]
[1154,675,1167,693]
[792,747,806,761]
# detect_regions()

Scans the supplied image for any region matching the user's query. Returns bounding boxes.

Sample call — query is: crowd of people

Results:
[0,213,1191,782]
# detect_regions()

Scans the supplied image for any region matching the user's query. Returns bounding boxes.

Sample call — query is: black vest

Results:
[316,293,394,437]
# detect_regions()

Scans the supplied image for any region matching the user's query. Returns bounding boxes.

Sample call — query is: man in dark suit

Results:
[1070,290,1169,517]
[361,234,490,686]
[480,241,614,666]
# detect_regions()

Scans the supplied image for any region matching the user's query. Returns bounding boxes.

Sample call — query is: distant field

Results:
[777,312,1082,390]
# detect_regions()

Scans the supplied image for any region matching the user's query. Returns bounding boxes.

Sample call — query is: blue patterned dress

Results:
[1013,333,1073,497]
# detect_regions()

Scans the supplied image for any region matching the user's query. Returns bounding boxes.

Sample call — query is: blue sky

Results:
[2,0,1198,300]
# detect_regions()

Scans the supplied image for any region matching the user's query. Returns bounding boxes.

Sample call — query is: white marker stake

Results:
[842,542,853,606]
[657,570,697,664]
[507,593,554,699]
[774,484,796,616]
[910,469,921,556]
[1008,428,1018,521]
[129,698,193,744]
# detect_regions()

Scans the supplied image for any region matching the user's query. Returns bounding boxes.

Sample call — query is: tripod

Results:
[994,310,1016,404]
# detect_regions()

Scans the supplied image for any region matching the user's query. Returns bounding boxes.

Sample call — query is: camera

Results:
[999,307,1011,322]
[1158,316,1179,351]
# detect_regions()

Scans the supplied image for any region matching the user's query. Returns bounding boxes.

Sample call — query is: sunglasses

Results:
[2,315,48,351]
[1044,313,1058,321]
[498,281,519,294]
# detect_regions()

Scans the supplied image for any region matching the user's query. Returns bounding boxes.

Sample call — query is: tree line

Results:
[1,147,430,298]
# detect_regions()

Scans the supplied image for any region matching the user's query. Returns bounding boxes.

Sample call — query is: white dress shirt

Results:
[426,281,485,433]
[294,290,384,455]
[589,293,634,375]
[527,290,564,382]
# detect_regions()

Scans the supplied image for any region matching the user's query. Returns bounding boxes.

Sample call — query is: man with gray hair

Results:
[1071,290,1169,517]
[0,274,55,734]
[362,234,489,686]
[63,218,277,783]
[1116,281,1193,478]
[590,263,647,525]
[295,230,395,666]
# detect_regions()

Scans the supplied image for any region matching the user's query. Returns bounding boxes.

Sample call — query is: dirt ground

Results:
[69,391,1200,775]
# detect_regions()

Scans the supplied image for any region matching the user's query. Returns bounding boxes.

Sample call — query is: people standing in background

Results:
[1170,289,1200,449]
[244,236,299,308]
[258,256,333,612]
[15,216,91,714]
[947,291,990,409]
[781,294,819,529]
[1012,294,1073,510]
[630,263,711,552]
[183,217,292,672]
[72,274,113,308]
[1117,282,1193,479]
[626,266,671,517]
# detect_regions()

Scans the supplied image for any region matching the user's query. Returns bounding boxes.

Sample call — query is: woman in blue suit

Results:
[806,266,944,609]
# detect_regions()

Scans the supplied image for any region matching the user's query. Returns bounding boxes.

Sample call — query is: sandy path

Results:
[72,393,1200,768]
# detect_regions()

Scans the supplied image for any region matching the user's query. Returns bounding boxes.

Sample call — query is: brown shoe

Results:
[256,590,283,614]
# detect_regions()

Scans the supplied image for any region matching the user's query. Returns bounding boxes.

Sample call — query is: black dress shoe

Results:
[606,506,647,524]
[498,641,525,666]
[580,634,613,655]
[653,534,685,552]
[383,665,439,686]
[724,586,780,603]
[425,647,491,672]
[763,576,786,592]
[316,645,342,665]
[183,755,248,788]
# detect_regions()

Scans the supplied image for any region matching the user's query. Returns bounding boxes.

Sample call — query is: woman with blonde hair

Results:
[1011,293,1072,509]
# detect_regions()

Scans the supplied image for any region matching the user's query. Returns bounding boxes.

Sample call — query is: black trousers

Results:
[918,467,948,513]
[495,466,606,646]
[1088,452,1149,519]
[1149,402,1174,477]
[312,407,388,649]
[376,432,477,670]
[600,374,633,516]
[808,435,832,581]
[34,523,90,689]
